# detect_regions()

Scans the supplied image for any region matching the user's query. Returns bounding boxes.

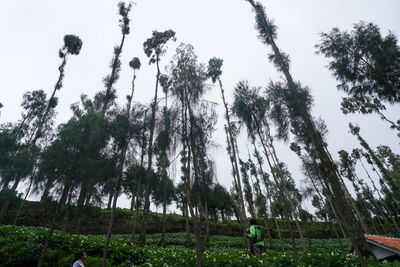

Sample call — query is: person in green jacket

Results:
[247,219,265,256]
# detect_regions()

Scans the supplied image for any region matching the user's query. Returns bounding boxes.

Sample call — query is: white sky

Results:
[1,0,399,214]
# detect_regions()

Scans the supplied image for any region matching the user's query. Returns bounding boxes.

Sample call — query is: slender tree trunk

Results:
[185,145,202,267]
[257,132,299,261]
[306,166,345,250]
[221,210,226,223]
[40,179,53,202]
[205,198,211,248]
[85,191,92,208]
[268,140,306,251]
[247,144,273,249]
[262,213,273,249]
[0,177,21,224]
[130,179,142,244]
[28,54,67,156]
[9,175,34,237]
[101,33,126,114]
[159,201,167,247]
[62,185,74,233]
[253,143,285,252]
[139,57,161,247]
[107,192,113,209]
[102,152,126,267]
[353,173,389,234]
[130,196,135,212]
[359,158,400,232]
[102,62,136,266]
[218,78,249,249]
[309,155,351,247]
[130,111,147,244]
[184,201,192,248]
[37,181,71,267]
[77,182,87,209]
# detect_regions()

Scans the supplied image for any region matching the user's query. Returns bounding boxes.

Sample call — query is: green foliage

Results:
[63,34,83,56]
[3,225,399,267]
[317,21,400,103]
[207,57,223,83]
[0,226,368,266]
[143,30,176,64]
[129,57,141,70]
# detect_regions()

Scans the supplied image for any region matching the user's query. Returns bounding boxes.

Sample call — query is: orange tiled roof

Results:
[365,235,400,252]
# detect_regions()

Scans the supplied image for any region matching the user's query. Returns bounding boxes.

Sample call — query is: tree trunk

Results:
[37,181,71,267]
[40,179,53,202]
[101,33,126,114]
[130,180,142,244]
[102,71,136,265]
[9,175,34,237]
[254,127,298,259]
[268,141,307,250]
[159,201,167,247]
[218,78,250,249]
[0,177,21,224]
[76,182,87,209]
[107,192,113,210]
[139,56,161,247]
[62,185,74,233]
[184,201,192,248]
[221,210,226,224]
[102,157,125,267]
[185,145,202,267]
[28,54,67,157]
[253,143,285,252]
[306,166,345,250]
[359,158,400,232]
[205,198,211,248]
[84,190,92,208]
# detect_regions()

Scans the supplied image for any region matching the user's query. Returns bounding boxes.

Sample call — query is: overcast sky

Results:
[1,0,399,214]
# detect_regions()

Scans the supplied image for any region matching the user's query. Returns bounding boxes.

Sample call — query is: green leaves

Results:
[207,57,223,84]
[129,57,141,70]
[4,225,394,266]
[63,34,83,56]
[317,21,400,103]
[143,30,176,64]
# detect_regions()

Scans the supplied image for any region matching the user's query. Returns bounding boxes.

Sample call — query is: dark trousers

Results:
[251,245,265,256]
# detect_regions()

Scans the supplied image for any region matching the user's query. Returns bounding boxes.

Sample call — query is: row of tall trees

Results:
[0,1,399,266]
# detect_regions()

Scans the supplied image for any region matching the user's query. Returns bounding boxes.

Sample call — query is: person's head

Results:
[250,218,257,226]
[75,252,86,262]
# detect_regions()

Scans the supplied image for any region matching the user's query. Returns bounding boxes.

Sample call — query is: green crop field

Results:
[1,225,399,267]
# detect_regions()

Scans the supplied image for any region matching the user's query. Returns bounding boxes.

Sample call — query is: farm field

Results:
[1,225,398,267]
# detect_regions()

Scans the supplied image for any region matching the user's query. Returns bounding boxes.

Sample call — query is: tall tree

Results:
[37,111,85,267]
[2,34,82,244]
[139,29,176,247]
[102,58,141,267]
[244,0,371,262]
[352,148,400,232]
[207,57,249,248]
[349,124,400,212]
[317,22,400,102]
[232,81,303,259]
[101,2,132,114]
[29,34,82,156]
[168,43,214,267]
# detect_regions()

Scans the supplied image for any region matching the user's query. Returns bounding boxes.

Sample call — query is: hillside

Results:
[3,200,337,238]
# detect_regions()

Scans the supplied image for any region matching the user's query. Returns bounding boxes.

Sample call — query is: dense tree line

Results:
[0,1,399,266]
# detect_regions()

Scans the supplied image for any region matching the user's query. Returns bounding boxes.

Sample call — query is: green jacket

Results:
[248,225,264,246]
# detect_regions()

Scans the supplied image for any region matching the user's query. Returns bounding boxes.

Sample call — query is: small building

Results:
[364,235,400,260]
